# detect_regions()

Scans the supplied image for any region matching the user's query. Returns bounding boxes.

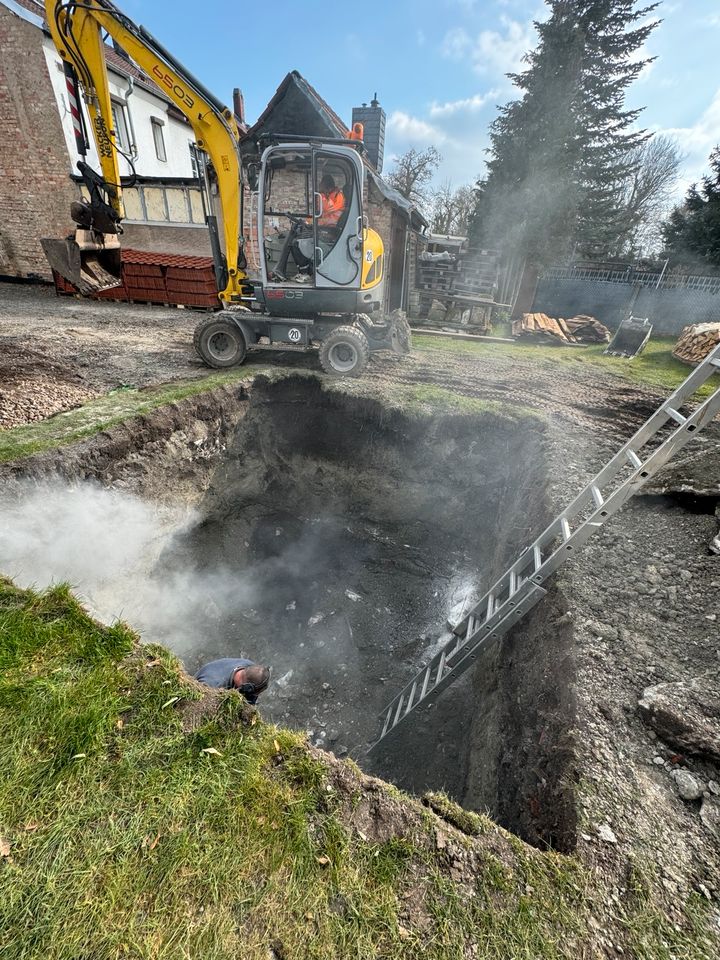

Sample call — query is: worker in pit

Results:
[195,657,270,704]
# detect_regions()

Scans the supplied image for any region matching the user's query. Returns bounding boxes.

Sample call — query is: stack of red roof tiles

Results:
[52,248,220,310]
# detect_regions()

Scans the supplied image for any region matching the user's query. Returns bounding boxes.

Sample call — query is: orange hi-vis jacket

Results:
[318,188,345,227]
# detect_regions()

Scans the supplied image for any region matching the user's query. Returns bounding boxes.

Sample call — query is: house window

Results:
[151,117,167,162]
[110,99,130,152]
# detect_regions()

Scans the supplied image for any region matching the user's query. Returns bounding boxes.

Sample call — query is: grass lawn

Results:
[413,335,719,398]
[0,578,597,960]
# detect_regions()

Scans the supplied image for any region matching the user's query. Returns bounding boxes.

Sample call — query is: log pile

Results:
[512,312,572,343]
[564,314,612,343]
[672,322,720,365]
[512,312,611,345]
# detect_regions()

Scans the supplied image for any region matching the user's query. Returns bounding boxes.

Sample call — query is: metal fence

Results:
[542,265,720,294]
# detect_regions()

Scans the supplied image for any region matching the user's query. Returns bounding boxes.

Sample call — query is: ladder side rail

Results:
[373,349,720,749]
[370,585,547,749]
[467,380,720,629]
[452,349,720,639]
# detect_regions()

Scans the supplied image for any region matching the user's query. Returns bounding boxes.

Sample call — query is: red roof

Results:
[122,249,214,269]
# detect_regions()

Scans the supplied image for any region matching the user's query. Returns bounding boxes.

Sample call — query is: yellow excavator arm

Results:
[44,0,247,302]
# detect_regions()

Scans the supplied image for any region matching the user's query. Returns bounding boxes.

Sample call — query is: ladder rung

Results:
[666,407,687,425]
[509,571,517,595]
[405,681,417,714]
[561,518,571,541]
[485,594,495,621]
[467,615,476,639]
[533,545,542,570]
[420,667,431,699]
[381,707,393,737]
[393,695,404,726]
[626,449,642,469]
[435,650,447,686]
[591,485,604,507]
[710,358,720,368]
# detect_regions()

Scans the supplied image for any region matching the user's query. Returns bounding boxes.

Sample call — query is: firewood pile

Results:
[512,312,611,345]
[672,322,720,365]
[564,314,612,343]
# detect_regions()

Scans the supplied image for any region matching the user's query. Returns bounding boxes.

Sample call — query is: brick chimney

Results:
[352,93,385,173]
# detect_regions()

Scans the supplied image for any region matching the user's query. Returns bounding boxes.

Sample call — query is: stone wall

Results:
[533,277,720,336]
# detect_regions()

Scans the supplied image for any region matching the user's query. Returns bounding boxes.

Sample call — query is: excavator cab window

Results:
[259,144,364,290]
[313,151,361,289]
[262,150,314,284]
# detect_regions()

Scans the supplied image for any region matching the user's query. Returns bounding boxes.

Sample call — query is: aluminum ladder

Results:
[370,343,720,752]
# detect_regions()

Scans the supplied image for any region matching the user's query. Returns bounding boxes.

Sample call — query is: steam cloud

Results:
[0,482,254,661]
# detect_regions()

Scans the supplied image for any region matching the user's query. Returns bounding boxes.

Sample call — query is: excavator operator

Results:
[317,174,346,227]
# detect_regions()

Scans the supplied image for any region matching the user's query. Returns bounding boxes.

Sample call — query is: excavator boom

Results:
[43,0,247,302]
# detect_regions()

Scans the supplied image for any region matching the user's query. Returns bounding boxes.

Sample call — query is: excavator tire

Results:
[194,317,247,369]
[319,325,370,377]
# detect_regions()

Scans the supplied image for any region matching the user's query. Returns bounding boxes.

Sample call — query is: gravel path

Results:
[1,281,665,436]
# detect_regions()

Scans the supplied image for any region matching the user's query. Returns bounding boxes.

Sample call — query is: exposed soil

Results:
[1,280,664,434]
[2,280,720,953]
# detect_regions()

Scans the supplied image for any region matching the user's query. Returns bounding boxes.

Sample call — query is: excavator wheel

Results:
[319,325,370,377]
[194,317,247,369]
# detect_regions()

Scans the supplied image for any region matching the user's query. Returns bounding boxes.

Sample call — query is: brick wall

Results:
[0,7,80,279]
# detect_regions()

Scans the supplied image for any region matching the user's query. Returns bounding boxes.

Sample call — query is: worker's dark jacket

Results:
[195,657,258,702]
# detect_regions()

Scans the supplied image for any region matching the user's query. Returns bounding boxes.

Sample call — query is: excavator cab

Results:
[256,141,385,316]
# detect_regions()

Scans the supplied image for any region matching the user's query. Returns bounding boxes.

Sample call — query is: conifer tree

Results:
[471,1,660,264]
[662,147,720,270]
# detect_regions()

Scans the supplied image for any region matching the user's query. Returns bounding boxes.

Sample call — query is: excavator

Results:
[42,0,410,377]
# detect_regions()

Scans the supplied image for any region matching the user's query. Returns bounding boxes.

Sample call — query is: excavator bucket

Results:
[604,316,653,359]
[41,231,122,295]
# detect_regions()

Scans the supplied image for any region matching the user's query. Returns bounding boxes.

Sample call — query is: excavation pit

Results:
[152,376,573,846]
[0,373,576,849]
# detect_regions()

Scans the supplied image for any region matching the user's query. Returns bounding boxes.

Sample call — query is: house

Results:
[0,0,210,280]
[1,3,426,312]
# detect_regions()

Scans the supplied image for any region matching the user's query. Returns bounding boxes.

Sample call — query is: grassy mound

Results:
[0,578,590,959]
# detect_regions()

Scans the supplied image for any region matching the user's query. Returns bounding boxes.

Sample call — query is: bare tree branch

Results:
[386,147,442,209]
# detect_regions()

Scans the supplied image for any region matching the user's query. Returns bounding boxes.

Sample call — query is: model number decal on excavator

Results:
[93,116,114,159]
[151,65,195,109]
[266,290,304,300]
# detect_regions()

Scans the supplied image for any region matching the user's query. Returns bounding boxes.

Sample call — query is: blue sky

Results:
[124,0,720,196]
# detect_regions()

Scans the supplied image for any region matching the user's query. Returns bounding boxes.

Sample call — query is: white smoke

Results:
[0,482,254,659]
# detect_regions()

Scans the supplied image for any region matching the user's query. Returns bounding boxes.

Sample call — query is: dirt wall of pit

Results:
[0,374,580,850]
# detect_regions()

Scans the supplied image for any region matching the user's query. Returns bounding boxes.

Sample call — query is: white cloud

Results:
[429,90,499,117]
[441,26,471,59]
[387,111,447,144]
[441,16,536,77]
[658,86,720,192]
[473,16,535,74]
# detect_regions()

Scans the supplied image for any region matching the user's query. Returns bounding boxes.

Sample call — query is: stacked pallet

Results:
[512,312,574,343]
[52,249,220,310]
[416,248,498,302]
[564,314,611,343]
[672,322,720,364]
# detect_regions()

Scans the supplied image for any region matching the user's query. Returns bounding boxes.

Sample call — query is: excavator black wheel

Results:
[194,317,247,369]
[319,325,370,377]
